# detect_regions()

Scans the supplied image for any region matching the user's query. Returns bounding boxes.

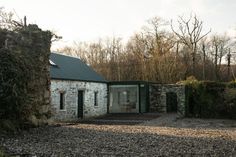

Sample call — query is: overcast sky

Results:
[2,0,236,49]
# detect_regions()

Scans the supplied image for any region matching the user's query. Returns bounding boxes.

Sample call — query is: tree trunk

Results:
[214,45,218,80]
[202,43,206,80]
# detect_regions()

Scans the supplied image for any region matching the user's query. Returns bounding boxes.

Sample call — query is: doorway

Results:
[78,90,84,118]
[166,92,177,112]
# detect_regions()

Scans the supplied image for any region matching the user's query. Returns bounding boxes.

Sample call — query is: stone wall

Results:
[149,84,186,116]
[51,80,107,120]
[0,25,52,126]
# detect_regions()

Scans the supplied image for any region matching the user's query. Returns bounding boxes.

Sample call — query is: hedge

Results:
[181,77,236,119]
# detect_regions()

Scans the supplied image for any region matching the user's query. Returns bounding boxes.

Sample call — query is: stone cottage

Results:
[50,53,107,120]
[49,53,186,121]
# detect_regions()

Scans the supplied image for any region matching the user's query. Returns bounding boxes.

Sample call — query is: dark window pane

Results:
[60,93,65,110]
[94,92,98,106]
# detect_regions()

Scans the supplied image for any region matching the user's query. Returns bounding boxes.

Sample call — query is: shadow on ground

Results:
[73,113,236,129]
[76,113,160,125]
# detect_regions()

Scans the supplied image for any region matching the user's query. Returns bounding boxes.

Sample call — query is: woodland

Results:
[58,15,236,83]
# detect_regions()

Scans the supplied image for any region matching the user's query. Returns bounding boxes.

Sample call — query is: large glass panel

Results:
[109,85,139,113]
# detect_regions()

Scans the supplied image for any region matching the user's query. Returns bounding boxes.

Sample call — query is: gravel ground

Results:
[0,114,235,157]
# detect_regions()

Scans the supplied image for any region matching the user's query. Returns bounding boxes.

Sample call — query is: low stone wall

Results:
[51,80,107,120]
[149,84,186,116]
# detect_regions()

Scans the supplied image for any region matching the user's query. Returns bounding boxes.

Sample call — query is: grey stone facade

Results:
[51,80,107,120]
[149,84,186,116]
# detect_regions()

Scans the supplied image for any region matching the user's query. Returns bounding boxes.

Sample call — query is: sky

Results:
[2,0,236,50]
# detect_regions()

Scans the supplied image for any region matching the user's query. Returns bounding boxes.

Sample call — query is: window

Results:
[118,91,120,105]
[109,85,139,113]
[60,92,65,110]
[126,91,130,103]
[118,90,130,105]
[94,91,98,106]
[49,60,57,66]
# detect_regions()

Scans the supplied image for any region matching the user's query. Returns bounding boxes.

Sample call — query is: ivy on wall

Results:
[181,77,236,119]
[0,24,52,130]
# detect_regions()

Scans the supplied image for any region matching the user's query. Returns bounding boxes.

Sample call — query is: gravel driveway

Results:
[0,114,235,157]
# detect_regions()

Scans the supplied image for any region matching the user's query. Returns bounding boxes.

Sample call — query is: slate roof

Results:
[50,52,107,83]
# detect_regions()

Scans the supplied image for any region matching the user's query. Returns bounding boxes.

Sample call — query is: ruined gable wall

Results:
[0,25,52,126]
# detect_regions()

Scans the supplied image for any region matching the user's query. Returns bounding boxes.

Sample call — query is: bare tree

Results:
[0,7,23,30]
[55,14,236,83]
[171,14,211,76]
[209,34,231,80]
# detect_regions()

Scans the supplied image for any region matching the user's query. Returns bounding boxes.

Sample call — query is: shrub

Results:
[183,80,235,119]
[0,119,19,133]
[0,148,8,157]
[223,88,236,119]
[227,80,236,88]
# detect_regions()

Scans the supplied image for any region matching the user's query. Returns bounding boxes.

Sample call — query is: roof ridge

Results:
[50,52,107,82]
[51,52,81,60]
